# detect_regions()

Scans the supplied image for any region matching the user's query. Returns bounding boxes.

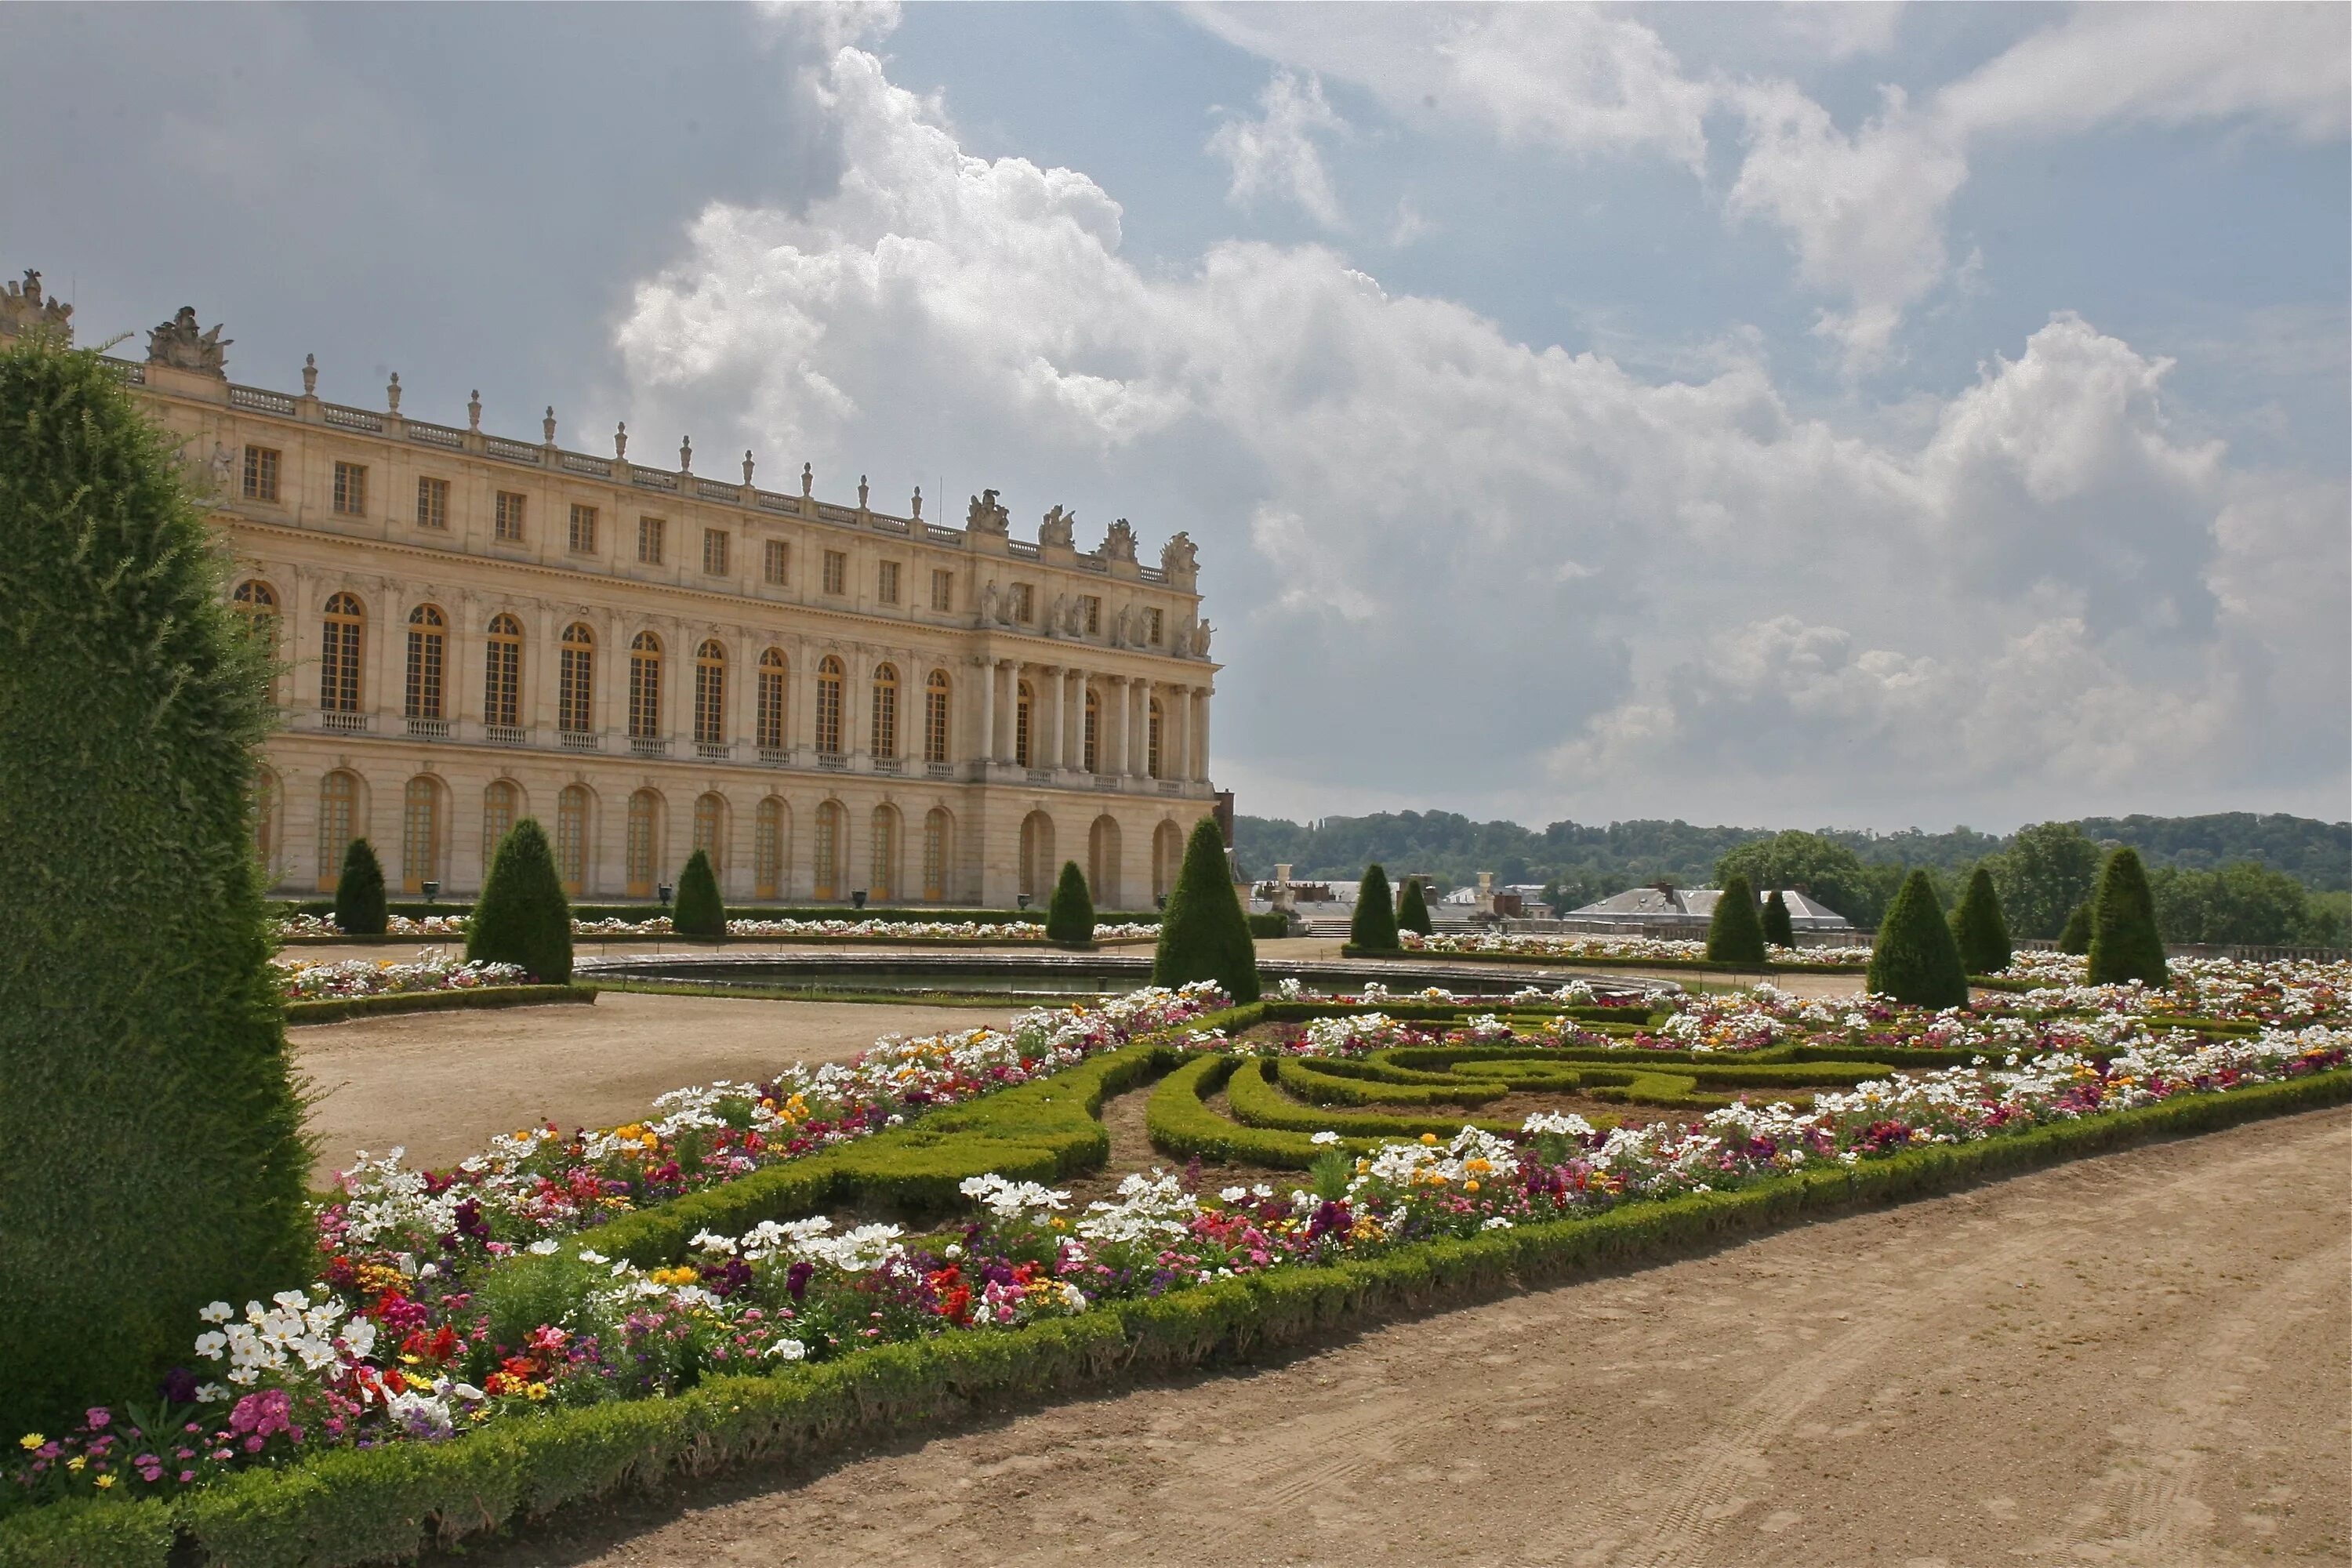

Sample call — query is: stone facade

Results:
[8,294,1219,909]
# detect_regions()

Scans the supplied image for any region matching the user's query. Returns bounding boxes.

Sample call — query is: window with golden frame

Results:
[319,592,364,712]
[756,648,787,750]
[693,641,727,746]
[405,604,445,720]
[484,614,523,728]
[628,632,662,738]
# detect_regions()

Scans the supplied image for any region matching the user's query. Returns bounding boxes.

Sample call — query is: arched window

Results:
[319,593,365,713]
[754,797,788,900]
[1089,815,1122,909]
[558,623,595,734]
[1083,688,1100,773]
[815,656,844,755]
[1018,810,1054,902]
[1146,698,1163,780]
[756,648,787,751]
[923,808,952,902]
[871,663,898,759]
[626,788,662,898]
[1153,819,1185,905]
[484,614,523,729]
[869,805,898,901]
[482,779,520,872]
[628,632,662,739]
[924,670,951,764]
[317,770,359,890]
[693,641,727,746]
[234,581,281,701]
[1014,681,1033,768]
[401,775,443,891]
[694,792,726,874]
[556,785,591,894]
[405,605,446,721]
[254,766,280,877]
[813,800,844,901]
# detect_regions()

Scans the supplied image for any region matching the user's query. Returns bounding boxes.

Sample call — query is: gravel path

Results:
[448,1106,2350,1567]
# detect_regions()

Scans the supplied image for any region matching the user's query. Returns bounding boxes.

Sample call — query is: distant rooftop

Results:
[1567,886,1851,930]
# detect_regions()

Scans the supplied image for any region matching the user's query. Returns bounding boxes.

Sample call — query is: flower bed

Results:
[275,913,467,940]
[274,954,530,1002]
[1397,931,1875,967]
[573,915,1160,942]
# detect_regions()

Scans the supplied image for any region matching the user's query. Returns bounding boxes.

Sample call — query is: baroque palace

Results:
[1,274,1221,909]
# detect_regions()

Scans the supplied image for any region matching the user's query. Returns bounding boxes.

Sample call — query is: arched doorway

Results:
[923,808,953,902]
[626,788,663,898]
[1018,810,1054,902]
[556,785,593,895]
[1152,819,1185,905]
[401,775,445,892]
[754,797,789,900]
[813,799,845,901]
[1088,815,1122,909]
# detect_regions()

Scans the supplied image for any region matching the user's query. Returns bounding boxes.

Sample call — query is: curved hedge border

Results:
[8,1064,2343,1566]
[283,986,597,1026]
[1341,943,1871,976]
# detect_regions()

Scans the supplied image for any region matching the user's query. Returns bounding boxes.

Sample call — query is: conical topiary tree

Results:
[1350,863,1399,952]
[1760,887,1796,949]
[1866,869,1970,1007]
[673,848,724,938]
[2088,846,2168,986]
[468,818,573,984]
[0,335,311,1429]
[1153,816,1259,1003]
[1046,859,1095,946]
[1705,873,1767,965]
[333,836,387,935]
[1396,877,1434,936]
[1951,866,2013,976]
[2057,901,2092,956]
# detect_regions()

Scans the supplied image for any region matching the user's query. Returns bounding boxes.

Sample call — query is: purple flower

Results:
[85,1407,111,1430]
[785,1261,815,1300]
[158,1367,201,1405]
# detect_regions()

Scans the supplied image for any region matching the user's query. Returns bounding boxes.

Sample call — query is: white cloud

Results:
[1208,69,1350,230]
[613,45,2347,826]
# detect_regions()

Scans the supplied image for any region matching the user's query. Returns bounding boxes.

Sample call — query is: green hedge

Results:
[7,1069,2346,1566]
[1274,1057,1505,1109]
[1247,912,1290,938]
[1225,1057,1515,1138]
[1337,945,1869,975]
[283,985,597,1026]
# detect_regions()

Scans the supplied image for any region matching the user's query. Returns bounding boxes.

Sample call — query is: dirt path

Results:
[292,993,1011,1184]
[457,1107,2350,1568]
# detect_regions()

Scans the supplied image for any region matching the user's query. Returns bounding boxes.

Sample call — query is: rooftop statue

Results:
[0,270,72,342]
[147,305,230,375]
[1160,530,1197,577]
[1102,517,1137,562]
[967,488,1011,535]
[1039,504,1076,548]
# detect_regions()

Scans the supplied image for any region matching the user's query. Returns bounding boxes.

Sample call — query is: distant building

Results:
[1566,885,1851,931]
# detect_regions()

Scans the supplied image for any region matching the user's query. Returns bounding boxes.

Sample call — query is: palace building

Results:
[1,275,1221,909]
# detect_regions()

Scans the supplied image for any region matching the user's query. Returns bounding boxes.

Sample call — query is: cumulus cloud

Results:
[1208,69,1350,230]
[612,45,2347,825]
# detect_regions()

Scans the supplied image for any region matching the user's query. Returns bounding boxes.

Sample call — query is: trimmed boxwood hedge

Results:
[1336,945,1871,975]
[8,1066,2341,1568]
[282,986,598,1026]
[1274,1057,1507,1109]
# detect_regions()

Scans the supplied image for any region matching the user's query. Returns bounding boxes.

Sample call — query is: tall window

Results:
[923,808,950,902]
[482,779,519,870]
[1146,608,1164,645]
[756,648,787,750]
[812,800,843,900]
[242,445,281,503]
[822,550,847,595]
[317,771,358,891]
[568,503,598,554]
[628,633,662,738]
[558,622,595,733]
[625,789,660,898]
[694,641,726,746]
[753,797,786,900]
[1090,815,1122,909]
[877,561,901,604]
[415,476,448,529]
[332,462,368,517]
[1014,682,1033,768]
[319,592,364,713]
[1011,583,1034,622]
[1154,820,1184,904]
[815,655,844,754]
[233,580,280,700]
[869,806,898,901]
[494,491,527,543]
[1147,699,1163,779]
[924,670,950,764]
[405,605,445,720]
[870,663,898,758]
[1018,811,1052,902]
[638,516,666,564]
[1082,596,1102,635]
[702,528,730,577]
[694,793,725,873]
[484,614,522,728]
[1083,688,1100,772]
[931,569,954,612]
[764,539,789,585]
[556,785,590,894]
[401,776,441,892]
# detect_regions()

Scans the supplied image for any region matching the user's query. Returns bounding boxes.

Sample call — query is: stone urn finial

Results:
[386,372,401,413]
[910,485,923,520]
[467,390,482,431]
[858,474,869,510]
[543,405,557,444]
[801,460,814,498]
[742,449,755,485]
[614,421,627,459]
[301,353,318,396]
[679,434,693,474]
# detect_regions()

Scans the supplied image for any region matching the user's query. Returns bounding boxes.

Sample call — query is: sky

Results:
[5,1,2346,833]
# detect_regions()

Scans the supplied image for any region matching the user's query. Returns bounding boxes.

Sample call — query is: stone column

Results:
[993,659,1015,763]
[975,654,995,767]
[1104,677,1128,778]
[1128,679,1149,777]
[1042,666,1065,772]
[846,646,870,764]
[793,638,818,757]
[1192,689,1211,782]
[1167,681,1189,782]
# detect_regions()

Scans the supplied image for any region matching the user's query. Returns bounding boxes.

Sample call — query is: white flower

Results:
[768,1338,808,1361]
[1310,1131,1341,1145]
[198,1301,232,1324]
[526,1239,558,1256]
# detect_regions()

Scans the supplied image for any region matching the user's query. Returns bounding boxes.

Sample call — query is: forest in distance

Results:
[1234,810,2350,947]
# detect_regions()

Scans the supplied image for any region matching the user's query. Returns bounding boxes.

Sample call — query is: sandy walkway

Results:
[452,1107,2351,1568]
[292,993,1010,1183]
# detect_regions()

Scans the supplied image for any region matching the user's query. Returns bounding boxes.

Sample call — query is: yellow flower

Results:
[1464,1179,1480,1192]
[16,1434,42,1450]
[526,1382,550,1401]
[66,1456,85,1472]
[1419,1133,1439,1145]
[94,1473,115,1490]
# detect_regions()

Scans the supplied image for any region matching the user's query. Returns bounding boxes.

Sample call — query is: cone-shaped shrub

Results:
[1396,877,1434,936]
[1760,887,1796,949]
[1705,873,1767,965]
[673,848,725,938]
[1153,816,1259,1002]
[2088,846,2168,986]
[0,336,310,1429]
[1046,859,1095,946]
[2057,901,2093,956]
[1350,863,1399,951]
[468,818,573,984]
[333,836,387,935]
[1866,869,1970,1007]
[1951,866,2013,976]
